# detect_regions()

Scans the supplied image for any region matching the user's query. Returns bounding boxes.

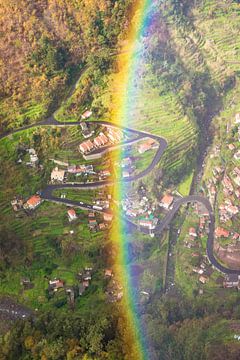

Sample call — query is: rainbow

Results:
[110,0,157,358]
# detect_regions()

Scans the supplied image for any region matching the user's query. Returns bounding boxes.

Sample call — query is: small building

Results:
[99,170,111,178]
[197,203,209,217]
[68,209,77,222]
[105,269,113,277]
[99,223,106,230]
[80,122,94,138]
[24,195,41,210]
[89,219,97,227]
[139,219,157,230]
[107,127,123,143]
[159,194,174,210]
[228,144,236,151]
[215,227,230,238]
[20,277,32,289]
[88,212,95,218]
[226,205,239,216]
[191,252,200,257]
[126,209,138,218]
[81,110,92,119]
[121,157,132,168]
[138,139,157,154]
[93,133,108,148]
[49,279,64,292]
[224,274,240,289]
[104,212,113,222]
[189,227,197,238]
[235,113,240,124]
[199,275,208,284]
[11,198,24,211]
[83,271,92,281]
[234,150,240,161]
[51,167,65,182]
[122,171,130,178]
[29,149,39,167]
[79,140,94,154]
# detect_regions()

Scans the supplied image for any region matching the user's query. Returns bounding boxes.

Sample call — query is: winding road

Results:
[1,116,240,276]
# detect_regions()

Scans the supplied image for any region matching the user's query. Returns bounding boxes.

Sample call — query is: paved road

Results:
[0,297,33,322]
[1,117,239,275]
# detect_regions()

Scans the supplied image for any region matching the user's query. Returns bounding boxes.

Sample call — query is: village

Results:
[201,112,240,283]
[8,108,240,309]
[9,111,162,304]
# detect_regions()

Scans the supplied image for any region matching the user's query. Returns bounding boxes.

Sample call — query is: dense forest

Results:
[0,0,132,133]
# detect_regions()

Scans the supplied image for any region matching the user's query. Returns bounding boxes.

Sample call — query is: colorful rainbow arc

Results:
[110,0,154,358]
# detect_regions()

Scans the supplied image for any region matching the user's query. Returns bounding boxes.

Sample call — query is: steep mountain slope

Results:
[0,0,131,132]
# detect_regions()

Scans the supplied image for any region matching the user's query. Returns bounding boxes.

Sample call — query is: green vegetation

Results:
[0,129,110,312]
[178,171,194,196]
[0,0,132,133]
[3,0,240,359]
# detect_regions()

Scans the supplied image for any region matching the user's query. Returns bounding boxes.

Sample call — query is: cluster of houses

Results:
[224,274,240,289]
[219,199,239,222]
[205,113,240,241]
[115,157,136,178]
[11,194,42,212]
[80,121,94,138]
[214,226,240,242]
[50,164,112,183]
[181,203,214,285]
[121,192,158,233]
[159,194,174,210]
[79,126,123,155]
[184,206,210,251]
[47,267,93,303]
[51,164,94,183]
[87,211,113,232]
[192,256,213,285]
[184,214,210,252]
[77,267,93,296]
[47,266,124,304]
[16,147,40,168]
[68,164,94,175]
[11,197,24,211]
[120,192,176,235]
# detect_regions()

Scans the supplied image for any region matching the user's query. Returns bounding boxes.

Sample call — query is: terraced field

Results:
[102,72,198,174]
[192,0,240,81]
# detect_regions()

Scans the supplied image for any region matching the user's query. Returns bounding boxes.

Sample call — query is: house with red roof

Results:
[93,133,108,147]
[159,194,174,210]
[107,127,123,143]
[103,212,113,222]
[49,279,64,292]
[105,269,113,277]
[215,227,230,238]
[68,209,77,222]
[24,195,42,210]
[138,139,157,154]
[79,140,94,154]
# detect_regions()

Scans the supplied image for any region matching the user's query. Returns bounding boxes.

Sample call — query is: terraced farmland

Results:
[192,0,240,81]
